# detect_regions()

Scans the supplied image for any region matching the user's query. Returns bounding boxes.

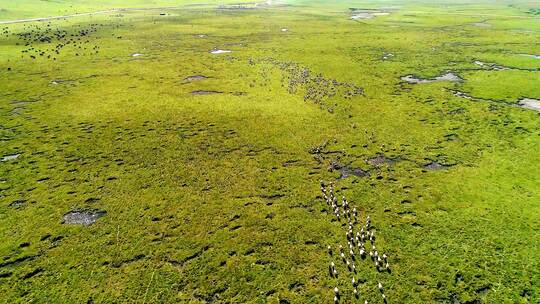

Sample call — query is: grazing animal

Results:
[329,261,337,277]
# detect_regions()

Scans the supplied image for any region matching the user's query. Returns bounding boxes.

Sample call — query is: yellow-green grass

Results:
[0,1,539,303]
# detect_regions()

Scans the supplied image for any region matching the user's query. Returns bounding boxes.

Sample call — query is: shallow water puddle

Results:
[1,154,21,161]
[451,90,473,99]
[62,209,106,226]
[423,162,452,171]
[382,53,394,60]
[519,54,540,59]
[472,22,491,27]
[184,75,209,82]
[474,60,486,66]
[367,155,400,166]
[210,49,232,54]
[473,60,508,70]
[401,72,461,84]
[518,98,540,113]
[9,199,26,208]
[350,10,390,20]
[337,166,369,180]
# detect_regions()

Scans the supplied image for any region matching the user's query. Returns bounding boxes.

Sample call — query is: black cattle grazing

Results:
[11,21,118,61]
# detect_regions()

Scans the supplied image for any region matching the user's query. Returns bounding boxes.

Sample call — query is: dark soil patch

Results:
[0,255,38,268]
[190,90,222,95]
[84,197,101,203]
[62,209,106,226]
[112,254,146,268]
[397,210,416,216]
[0,272,12,278]
[258,193,285,200]
[230,225,242,231]
[168,245,211,267]
[455,272,464,284]
[288,281,305,291]
[476,285,491,295]
[22,268,43,280]
[40,234,51,241]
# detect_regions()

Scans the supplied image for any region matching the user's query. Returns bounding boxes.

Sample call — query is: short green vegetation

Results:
[0,0,539,303]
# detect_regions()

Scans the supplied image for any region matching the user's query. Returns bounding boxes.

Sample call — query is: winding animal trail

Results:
[0,6,179,24]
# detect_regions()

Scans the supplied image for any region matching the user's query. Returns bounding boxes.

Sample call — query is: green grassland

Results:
[0,0,539,303]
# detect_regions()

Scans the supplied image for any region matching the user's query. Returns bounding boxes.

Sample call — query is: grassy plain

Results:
[0,0,539,303]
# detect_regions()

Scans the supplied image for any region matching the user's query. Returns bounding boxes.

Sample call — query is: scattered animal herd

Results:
[14,23,106,60]
[252,58,364,112]
[321,181,391,303]
[1,21,126,63]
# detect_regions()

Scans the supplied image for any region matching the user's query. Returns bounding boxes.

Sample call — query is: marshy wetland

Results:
[0,0,539,303]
